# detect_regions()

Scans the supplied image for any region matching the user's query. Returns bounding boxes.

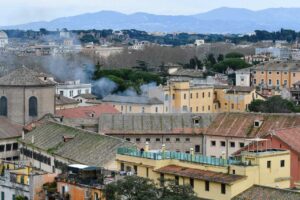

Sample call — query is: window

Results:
[284,72,288,75]
[221,184,226,194]
[69,90,73,97]
[253,79,256,84]
[136,138,140,142]
[211,141,216,146]
[196,107,199,112]
[166,138,170,142]
[220,141,226,147]
[284,80,287,85]
[0,96,7,116]
[293,73,296,77]
[230,142,235,148]
[268,79,272,85]
[261,79,264,84]
[184,94,186,99]
[160,173,164,186]
[231,104,234,109]
[134,165,138,175]
[261,71,264,74]
[190,107,192,112]
[156,138,161,142]
[202,92,205,98]
[121,105,123,111]
[208,92,211,98]
[205,181,210,191]
[277,71,280,75]
[78,89,81,95]
[141,107,145,113]
[125,138,130,141]
[29,96,38,117]
[176,138,180,142]
[190,178,194,188]
[129,106,132,112]
[0,145,5,152]
[276,80,280,85]
[1,192,4,200]
[268,71,272,74]
[185,138,190,142]
[190,93,192,99]
[59,91,64,95]
[196,93,199,98]
[146,138,150,142]
[12,143,18,150]
[6,144,11,151]
[120,163,125,171]
[202,106,204,111]
[281,160,285,167]
[267,160,271,168]
[146,168,149,177]
[175,176,179,185]
[239,143,245,148]
[172,94,175,100]
[208,105,211,111]
[232,170,236,174]
[165,94,169,101]
[195,145,200,153]
[253,71,256,74]
[182,106,188,112]
[155,107,158,113]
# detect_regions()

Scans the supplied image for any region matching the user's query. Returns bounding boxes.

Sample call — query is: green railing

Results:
[117,147,239,167]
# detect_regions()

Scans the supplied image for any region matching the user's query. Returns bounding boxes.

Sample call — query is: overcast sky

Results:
[1,0,300,26]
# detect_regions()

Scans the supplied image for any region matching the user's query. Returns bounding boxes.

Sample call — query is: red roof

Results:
[154,165,245,184]
[55,105,119,119]
[272,127,300,154]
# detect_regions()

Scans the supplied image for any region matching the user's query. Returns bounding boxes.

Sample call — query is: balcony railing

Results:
[117,147,239,167]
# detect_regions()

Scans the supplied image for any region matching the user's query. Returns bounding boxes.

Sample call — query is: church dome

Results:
[0,31,8,39]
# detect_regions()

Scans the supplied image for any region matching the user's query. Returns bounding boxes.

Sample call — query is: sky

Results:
[1,0,300,26]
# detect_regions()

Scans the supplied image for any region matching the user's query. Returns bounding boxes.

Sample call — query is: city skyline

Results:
[2,0,300,26]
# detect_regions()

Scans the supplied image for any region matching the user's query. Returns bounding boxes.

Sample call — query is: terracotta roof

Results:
[55,105,119,119]
[102,95,163,105]
[214,85,255,93]
[55,95,79,105]
[232,185,300,200]
[205,113,300,138]
[252,61,300,72]
[271,127,300,154]
[0,117,23,139]
[154,165,245,184]
[0,66,56,86]
[21,119,135,167]
[73,93,97,99]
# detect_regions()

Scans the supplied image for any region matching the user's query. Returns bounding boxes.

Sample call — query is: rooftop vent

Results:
[254,119,263,128]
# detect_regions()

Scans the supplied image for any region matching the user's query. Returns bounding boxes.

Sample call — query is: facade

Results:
[234,127,300,188]
[56,80,92,98]
[0,31,8,48]
[0,161,56,200]
[99,113,216,154]
[255,47,291,60]
[235,68,251,87]
[163,80,262,113]
[116,147,291,200]
[251,61,300,89]
[0,67,56,125]
[19,116,135,173]
[102,95,164,114]
[290,81,300,104]
[73,93,97,106]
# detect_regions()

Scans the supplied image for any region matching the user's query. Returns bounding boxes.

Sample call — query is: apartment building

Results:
[163,80,262,113]
[116,147,292,200]
[251,61,300,89]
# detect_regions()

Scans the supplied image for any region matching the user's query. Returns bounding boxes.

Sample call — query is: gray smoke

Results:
[93,77,118,98]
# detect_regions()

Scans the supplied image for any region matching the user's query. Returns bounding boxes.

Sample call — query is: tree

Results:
[248,96,297,113]
[212,58,250,73]
[217,54,224,62]
[225,52,244,59]
[103,176,197,200]
[206,53,217,67]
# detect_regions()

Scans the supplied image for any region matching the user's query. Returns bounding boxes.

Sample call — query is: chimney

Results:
[190,148,194,156]
[161,144,166,153]
[22,131,25,140]
[145,142,149,152]
[31,135,35,144]
[221,151,226,159]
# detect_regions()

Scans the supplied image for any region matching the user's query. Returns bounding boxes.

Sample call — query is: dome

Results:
[0,31,8,39]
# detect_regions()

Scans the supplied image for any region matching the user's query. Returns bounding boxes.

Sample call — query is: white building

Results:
[194,39,205,46]
[235,68,251,87]
[56,80,92,98]
[0,31,8,48]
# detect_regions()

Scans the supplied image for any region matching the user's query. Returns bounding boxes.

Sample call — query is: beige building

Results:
[116,147,292,200]
[102,95,164,114]
[0,67,56,125]
[163,80,263,113]
[251,61,300,89]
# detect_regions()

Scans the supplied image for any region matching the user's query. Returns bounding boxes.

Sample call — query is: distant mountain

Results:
[3,7,300,33]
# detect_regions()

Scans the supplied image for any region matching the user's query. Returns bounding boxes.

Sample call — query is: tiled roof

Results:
[0,117,23,139]
[0,66,56,86]
[252,61,300,72]
[169,69,204,78]
[99,113,216,135]
[73,93,97,99]
[55,95,79,105]
[214,85,255,93]
[102,95,163,105]
[205,113,300,138]
[154,165,245,184]
[271,127,300,154]
[21,119,135,167]
[232,185,300,200]
[55,105,119,119]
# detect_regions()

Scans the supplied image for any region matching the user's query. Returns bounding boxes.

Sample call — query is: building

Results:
[102,95,164,114]
[194,39,205,46]
[116,147,291,200]
[234,127,300,188]
[55,164,114,200]
[56,80,92,98]
[235,68,251,87]
[0,31,8,48]
[55,94,79,110]
[99,113,216,154]
[255,47,291,60]
[290,81,300,104]
[0,118,23,161]
[163,80,262,113]
[73,93,97,106]
[0,66,56,125]
[203,113,300,159]
[0,161,57,200]
[56,104,119,132]
[251,61,300,89]
[19,115,134,173]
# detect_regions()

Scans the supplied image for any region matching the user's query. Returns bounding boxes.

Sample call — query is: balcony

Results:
[117,147,239,167]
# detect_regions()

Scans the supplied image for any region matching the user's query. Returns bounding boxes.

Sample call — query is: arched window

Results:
[0,96,7,116]
[29,96,38,117]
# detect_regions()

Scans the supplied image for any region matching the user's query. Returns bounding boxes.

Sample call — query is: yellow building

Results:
[102,94,164,114]
[163,81,264,113]
[116,147,291,200]
[251,61,300,89]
